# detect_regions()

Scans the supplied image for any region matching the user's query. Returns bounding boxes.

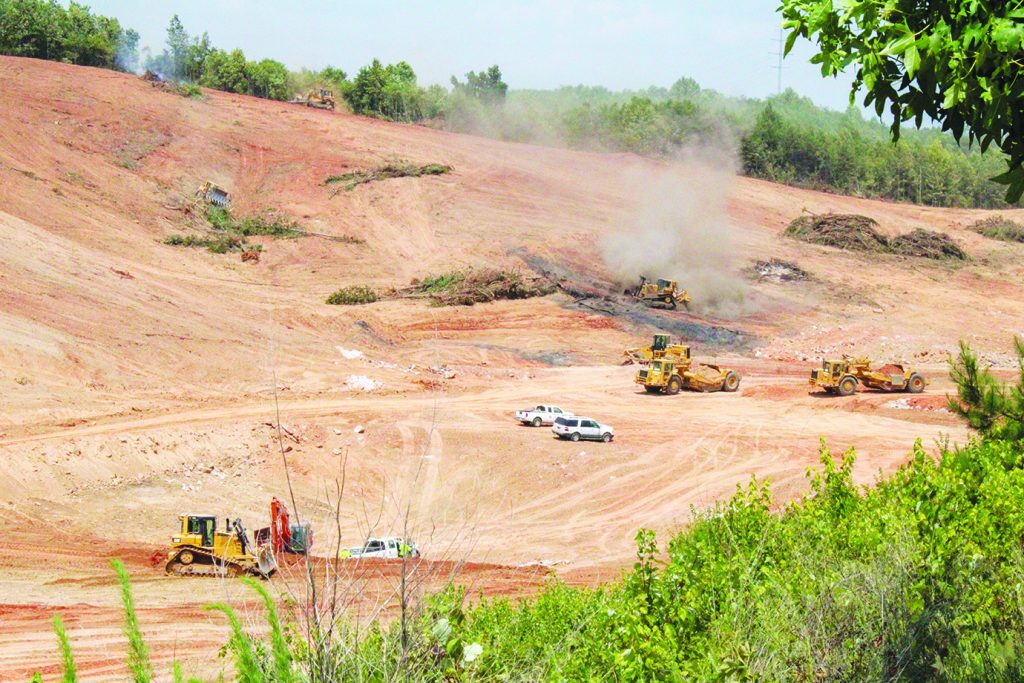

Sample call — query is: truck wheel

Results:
[532,417,542,427]
[838,376,857,396]
[667,376,682,395]
[906,373,925,394]
[723,371,740,392]
[570,432,581,442]
[602,433,613,443]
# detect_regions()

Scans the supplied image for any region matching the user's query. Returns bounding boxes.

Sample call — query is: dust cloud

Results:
[601,147,750,318]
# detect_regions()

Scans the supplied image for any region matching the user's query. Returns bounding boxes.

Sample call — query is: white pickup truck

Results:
[340,537,420,559]
[515,404,572,427]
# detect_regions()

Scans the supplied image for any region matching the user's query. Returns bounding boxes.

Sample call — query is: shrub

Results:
[174,82,203,99]
[326,286,378,305]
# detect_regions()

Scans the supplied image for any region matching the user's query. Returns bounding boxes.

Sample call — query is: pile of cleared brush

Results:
[889,228,967,260]
[326,162,452,192]
[784,213,890,252]
[325,286,378,306]
[409,268,555,306]
[967,215,1024,243]
[786,212,967,261]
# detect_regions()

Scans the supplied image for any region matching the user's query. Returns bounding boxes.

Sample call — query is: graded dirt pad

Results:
[1,57,1023,679]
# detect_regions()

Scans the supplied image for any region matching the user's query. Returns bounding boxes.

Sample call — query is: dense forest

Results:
[0,3,1011,208]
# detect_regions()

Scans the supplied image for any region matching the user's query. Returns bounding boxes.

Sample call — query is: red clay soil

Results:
[1,56,1022,679]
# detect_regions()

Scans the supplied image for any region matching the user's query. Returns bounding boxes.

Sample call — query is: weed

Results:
[326,286,378,305]
[175,82,203,99]
[112,559,152,683]
[53,615,76,683]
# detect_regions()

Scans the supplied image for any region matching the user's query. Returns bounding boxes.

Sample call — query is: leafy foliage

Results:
[325,286,378,306]
[949,338,1024,441]
[0,0,139,70]
[451,65,508,104]
[53,615,76,683]
[344,59,423,121]
[779,0,1024,202]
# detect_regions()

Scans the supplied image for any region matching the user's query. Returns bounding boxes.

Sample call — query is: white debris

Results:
[346,375,381,392]
[353,425,365,434]
[336,346,364,360]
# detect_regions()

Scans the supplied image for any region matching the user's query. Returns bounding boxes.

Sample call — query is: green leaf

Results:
[904,44,921,77]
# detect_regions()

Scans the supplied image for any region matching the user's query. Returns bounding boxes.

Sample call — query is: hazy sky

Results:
[88,1,859,111]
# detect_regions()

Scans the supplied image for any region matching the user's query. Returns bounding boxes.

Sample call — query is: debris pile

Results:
[889,228,967,260]
[414,268,556,306]
[786,213,968,261]
[751,258,808,282]
[967,216,1024,243]
[784,213,889,253]
[325,162,452,192]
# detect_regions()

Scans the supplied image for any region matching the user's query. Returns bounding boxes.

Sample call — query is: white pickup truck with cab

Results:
[515,404,572,427]
[340,537,420,559]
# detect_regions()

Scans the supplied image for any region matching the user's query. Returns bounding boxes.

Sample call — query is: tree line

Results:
[0,7,1011,208]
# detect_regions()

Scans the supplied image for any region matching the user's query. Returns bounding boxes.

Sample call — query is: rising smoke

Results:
[601,146,750,319]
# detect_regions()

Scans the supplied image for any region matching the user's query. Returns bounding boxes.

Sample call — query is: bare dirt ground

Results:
[1,57,1023,680]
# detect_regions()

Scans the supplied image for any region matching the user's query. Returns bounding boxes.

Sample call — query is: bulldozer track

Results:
[165,546,251,577]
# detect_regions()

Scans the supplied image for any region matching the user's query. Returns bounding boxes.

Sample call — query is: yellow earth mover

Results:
[165,515,277,578]
[291,88,336,110]
[809,357,927,396]
[636,349,740,394]
[625,276,691,310]
[623,333,690,364]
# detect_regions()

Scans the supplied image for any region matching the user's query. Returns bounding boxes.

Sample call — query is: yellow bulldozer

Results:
[635,346,740,394]
[809,357,927,396]
[165,514,277,578]
[625,276,691,310]
[290,88,336,110]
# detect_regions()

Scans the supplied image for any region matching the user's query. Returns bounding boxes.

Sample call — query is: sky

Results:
[87,0,859,112]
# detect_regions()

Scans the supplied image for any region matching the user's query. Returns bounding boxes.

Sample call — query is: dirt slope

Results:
[1,56,1022,680]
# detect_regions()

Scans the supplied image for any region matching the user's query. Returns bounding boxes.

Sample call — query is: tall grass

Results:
[53,615,76,683]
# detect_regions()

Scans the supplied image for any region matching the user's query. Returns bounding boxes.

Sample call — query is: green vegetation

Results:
[325,162,452,191]
[0,0,139,71]
[414,268,555,306]
[780,0,1024,202]
[164,206,298,255]
[968,216,1024,243]
[30,340,1024,681]
[325,285,378,305]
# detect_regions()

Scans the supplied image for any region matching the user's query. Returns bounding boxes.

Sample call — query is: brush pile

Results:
[784,213,889,252]
[889,228,967,260]
[326,162,452,192]
[967,216,1024,243]
[786,212,968,261]
[415,269,555,306]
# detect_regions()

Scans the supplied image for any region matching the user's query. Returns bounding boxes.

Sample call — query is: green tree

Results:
[164,13,188,80]
[949,338,1024,441]
[249,58,289,100]
[200,47,249,94]
[345,58,422,121]
[451,64,508,104]
[780,0,1024,201]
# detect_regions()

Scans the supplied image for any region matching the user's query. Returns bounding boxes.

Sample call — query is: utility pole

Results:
[770,27,785,95]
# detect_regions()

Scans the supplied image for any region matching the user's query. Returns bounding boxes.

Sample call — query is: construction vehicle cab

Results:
[624,334,691,364]
[166,514,276,578]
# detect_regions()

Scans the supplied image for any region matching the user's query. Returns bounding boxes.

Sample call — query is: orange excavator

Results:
[255,497,313,555]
